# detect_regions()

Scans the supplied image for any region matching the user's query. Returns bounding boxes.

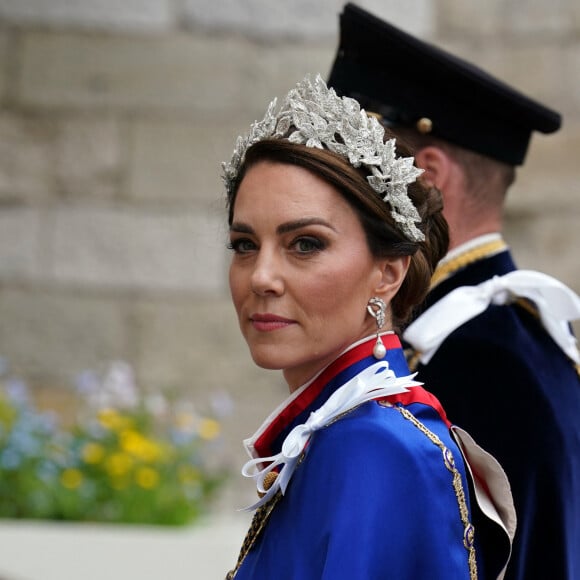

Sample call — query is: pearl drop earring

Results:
[367,297,387,359]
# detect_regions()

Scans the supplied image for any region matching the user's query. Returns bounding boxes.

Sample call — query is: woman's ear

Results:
[414,146,452,191]
[373,255,411,301]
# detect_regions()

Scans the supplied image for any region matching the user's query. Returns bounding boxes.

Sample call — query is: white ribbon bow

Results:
[403,270,580,365]
[240,361,421,510]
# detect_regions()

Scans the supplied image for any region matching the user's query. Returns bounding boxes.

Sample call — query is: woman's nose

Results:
[250,251,284,296]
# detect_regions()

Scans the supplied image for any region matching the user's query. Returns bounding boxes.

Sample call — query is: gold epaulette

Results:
[404,347,422,372]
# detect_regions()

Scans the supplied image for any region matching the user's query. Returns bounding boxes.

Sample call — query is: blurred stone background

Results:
[0,0,578,510]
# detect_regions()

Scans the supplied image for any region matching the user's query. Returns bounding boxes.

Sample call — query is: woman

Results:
[222,75,515,579]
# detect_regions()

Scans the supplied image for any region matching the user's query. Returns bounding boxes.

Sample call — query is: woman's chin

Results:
[246,343,297,371]
[249,351,285,371]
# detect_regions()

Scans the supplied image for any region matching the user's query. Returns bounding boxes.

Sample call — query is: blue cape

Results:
[232,337,493,579]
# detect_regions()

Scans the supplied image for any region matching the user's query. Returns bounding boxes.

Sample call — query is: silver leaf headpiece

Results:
[222,74,425,242]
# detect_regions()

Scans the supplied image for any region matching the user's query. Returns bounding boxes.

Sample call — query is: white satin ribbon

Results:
[240,361,421,511]
[403,270,580,365]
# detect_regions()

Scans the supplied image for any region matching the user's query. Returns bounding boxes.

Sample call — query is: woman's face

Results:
[229,160,407,391]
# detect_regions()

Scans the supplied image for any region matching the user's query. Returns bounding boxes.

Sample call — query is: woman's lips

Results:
[250,313,296,332]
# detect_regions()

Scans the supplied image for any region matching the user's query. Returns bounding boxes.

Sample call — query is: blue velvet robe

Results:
[230,336,510,579]
[408,248,580,580]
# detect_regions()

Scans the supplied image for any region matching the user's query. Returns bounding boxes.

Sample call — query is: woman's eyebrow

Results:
[230,222,254,234]
[276,218,337,235]
[230,218,337,235]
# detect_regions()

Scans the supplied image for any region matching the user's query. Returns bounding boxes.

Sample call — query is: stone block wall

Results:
[0,0,579,508]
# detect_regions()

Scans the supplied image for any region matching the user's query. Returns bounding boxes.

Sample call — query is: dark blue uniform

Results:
[406,247,580,580]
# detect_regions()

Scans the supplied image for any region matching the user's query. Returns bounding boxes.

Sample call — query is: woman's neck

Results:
[283,331,396,393]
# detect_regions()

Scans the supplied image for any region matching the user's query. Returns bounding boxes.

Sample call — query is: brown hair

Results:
[226,134,448,330]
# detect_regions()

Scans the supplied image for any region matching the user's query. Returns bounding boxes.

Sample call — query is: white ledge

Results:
[0,513,250,580]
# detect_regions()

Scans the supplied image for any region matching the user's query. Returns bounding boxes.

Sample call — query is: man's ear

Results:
[414,146,452,191]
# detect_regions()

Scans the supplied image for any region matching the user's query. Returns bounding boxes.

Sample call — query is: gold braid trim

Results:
[430,239,508,289]
[389,403,478,579]
[225,491,282,579]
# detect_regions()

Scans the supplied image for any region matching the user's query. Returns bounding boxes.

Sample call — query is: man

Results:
[328,4,580,579]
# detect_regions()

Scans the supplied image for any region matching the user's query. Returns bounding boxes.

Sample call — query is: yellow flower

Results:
[98,408,131,431]
[135,467,160,489]
[82,442,105,464]
[105,452,133,477]
[61,468,83,489]
[119,430,162,462]
[0,395,17,427]
[198,418,221,441]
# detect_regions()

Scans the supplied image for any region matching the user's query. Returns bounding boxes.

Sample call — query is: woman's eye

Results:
[293,237,324,254]
[228,239,256,254]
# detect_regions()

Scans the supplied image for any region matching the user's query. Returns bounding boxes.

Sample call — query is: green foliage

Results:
[0,361,229,526]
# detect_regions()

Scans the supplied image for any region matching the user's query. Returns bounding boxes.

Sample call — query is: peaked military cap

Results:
[327,3,562,165]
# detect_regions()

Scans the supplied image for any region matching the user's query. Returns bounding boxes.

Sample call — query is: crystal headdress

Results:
[222,74,425,242]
